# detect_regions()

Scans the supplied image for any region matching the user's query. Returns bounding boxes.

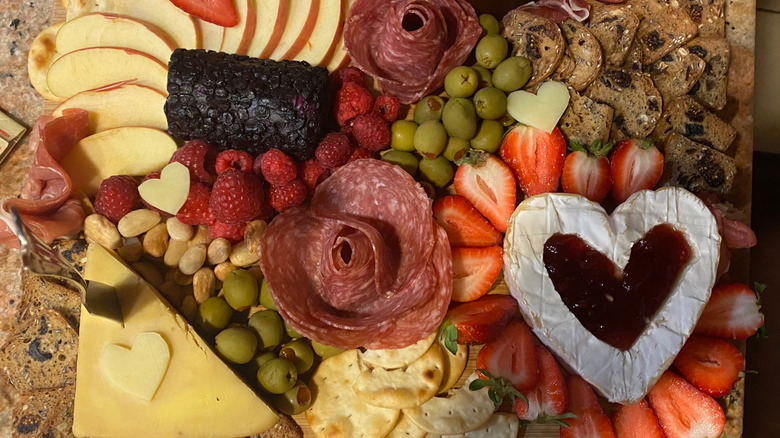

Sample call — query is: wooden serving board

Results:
[30,0,757,437]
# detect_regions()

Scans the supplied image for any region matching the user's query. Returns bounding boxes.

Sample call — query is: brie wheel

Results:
[503,188,720,404]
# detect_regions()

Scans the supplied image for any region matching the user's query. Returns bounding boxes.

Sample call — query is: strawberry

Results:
[609,138,664,204]
[476,318,538,391]
[515,345,569,423]
[612,399,665,438]
[433,195,502,247]
[647,371,725,438]
[561,140,613,203]
[443,294,517,346]
[453,151,516,233]
[672,335,744,397]
[451,246,503,302]
[561,375,616,438]
[169,0,239,27]
[499,124,566,197]
[694,283,765,339]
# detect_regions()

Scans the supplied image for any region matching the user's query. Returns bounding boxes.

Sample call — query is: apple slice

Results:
[324,0,355,71]
[66,0,201,49]
[293,0,344,66]
[269,0,321,60]
[28,22,63,102]
[53,83,167,133]
[46,47,168,100]
[199,19,225,51]
[56,13,176,64]
[61,126,178,197]
[221,0,257,55]
[247,0,288,58]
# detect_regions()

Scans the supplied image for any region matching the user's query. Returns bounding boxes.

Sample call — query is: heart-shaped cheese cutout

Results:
[99,332,171,401]
[503,187,720,404]
[138,161,190,215]
[506,81,569,133]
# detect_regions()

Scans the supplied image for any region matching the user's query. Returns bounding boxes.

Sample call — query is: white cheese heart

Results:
[99,331,171,401]
[506,81,569,133]
[503,187,720,404]
[138,161,190,215]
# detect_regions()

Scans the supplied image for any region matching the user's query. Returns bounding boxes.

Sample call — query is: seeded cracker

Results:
[586,69,662,140]
[653,95,736,152]
[587,7,640,67]
[554,20,603,92]
[501,10,565,88]
[12,386,75,438]
[306,350,399,438]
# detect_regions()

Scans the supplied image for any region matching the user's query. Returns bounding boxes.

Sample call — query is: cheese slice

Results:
[503,187,720,404]
[73,243,278,437]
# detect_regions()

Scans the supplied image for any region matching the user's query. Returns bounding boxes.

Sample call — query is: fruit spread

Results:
[544,223,692,350]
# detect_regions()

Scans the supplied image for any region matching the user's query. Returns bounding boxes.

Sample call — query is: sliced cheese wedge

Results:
[73,243,278,437]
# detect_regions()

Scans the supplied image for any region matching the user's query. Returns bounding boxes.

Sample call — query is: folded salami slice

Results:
[344,0,481,104]
[260,159,452,349]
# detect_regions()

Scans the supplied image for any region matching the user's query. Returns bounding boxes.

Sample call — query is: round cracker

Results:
[28,22,64,102]
[437,342,468,394]
[387,412,426,438]
[353,343,444,409]
[402,373,496,435]
[426,413,520,438]
[361,331,437,369]
[306,350,399,438]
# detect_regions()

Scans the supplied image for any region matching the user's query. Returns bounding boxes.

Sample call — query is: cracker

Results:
[306,350,398,438]
[0,310,78,394]
[17,273,81,330]
[587,7,640,67]
[586,69,662,140]
[427,413,520,438]
[502,10,565,88]
[653,95,736,152]
[629,0,698,65]
[354,343,444,409]
[361,331,436,370]
[402,373,495,435]
[554,20,603,91]
[663,132,736,195]
[386,412,426,438]
[558,88,615,147]
[686,37,730,111]
[437,342,468,395]
[648,47,706,105]
[11,386,75,438]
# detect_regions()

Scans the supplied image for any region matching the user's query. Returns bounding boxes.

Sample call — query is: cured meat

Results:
[344,0,481,104]
[260,159,453,349]
[513,0,591,23]
[0,110,89,249]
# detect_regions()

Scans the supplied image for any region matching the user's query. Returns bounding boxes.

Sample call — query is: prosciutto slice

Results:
[344,0,481,104]
[514,0,592,23]
[260,159,453,349]
[0,109,89,249]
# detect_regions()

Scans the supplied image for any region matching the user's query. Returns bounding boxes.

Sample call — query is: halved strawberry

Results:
[672,335,744,397]
[515,345,569,423]
[609,138,664,204]
[561,140,613,203]
[170,0,239,27]
[444,294,518,345]
[561,375,616,438]
[433,195,502,247]
[499,124,566,198]
[476,318,539,391]
[647,371,725,438]
[453,151,517,233]
[451,246,503,302]
[694,283,765,339]
[612,399,665,438]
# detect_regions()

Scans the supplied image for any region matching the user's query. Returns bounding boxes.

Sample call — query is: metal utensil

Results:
[9,205,124,324]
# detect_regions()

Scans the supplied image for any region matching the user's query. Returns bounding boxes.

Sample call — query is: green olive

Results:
[279,339,315,374]
[479,14,500,36]
[259,278,277,311]
[470,120,505,154]
[223,269,259,310]
[418,156,455,189]
[381,150,420,176]
[414,120,448,159]
[492,56,532,92]
[442,98,477,140]
[473,87,507,120]
[250,351,277,373]
[197,297,233,335]
[444,66,479,98]
[475,34,508,69]
[390,120,418,152]
[413,95,445,124]
[284,320,303,340]
[247,310,284,350]
[472,65,493,89]
[442,137,470,162]
[215,326,257,364]
[257,358,298,394]
[273,381,312,415]
[311,341,345,359]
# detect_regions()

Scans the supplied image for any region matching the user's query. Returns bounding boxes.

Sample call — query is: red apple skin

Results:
[258,0,289,58]
[281,0,321,60]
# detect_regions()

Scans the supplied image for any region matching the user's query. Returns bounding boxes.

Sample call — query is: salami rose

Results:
[344,0,481,104]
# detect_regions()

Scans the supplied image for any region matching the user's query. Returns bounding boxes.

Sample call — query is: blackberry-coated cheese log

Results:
[165,49,332,161]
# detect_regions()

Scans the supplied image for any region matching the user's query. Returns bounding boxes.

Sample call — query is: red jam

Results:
[543,224,692,350]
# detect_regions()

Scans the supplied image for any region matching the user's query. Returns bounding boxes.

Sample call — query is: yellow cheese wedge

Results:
[73,243,278,438]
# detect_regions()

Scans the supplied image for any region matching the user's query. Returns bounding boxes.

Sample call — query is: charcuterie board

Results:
[0,0,756,437]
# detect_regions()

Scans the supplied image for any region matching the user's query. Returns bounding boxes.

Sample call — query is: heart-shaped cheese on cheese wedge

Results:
[99,332,170,401]
[503,187,720,404]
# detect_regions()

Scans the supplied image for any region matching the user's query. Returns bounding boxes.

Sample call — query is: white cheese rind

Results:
[503,188,720,404]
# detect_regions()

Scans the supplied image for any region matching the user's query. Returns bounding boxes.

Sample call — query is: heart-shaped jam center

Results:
[543,223,692,350]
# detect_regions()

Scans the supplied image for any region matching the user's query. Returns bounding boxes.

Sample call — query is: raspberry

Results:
[300,159,329,190]
[176,182,216,226]
[215,149,254,174]
[94,175,140,223]
[139,171,168,216]
[350,113,391,151]
[208,221,246,244]
[169,140,218,186]
[337,66,367,88]
[373,93,400,123]
[348,147,373,162]
[269,180,307,213]
[334,82,373,126]
[259,148,297,186]
[315,133,351,168]
[209,170,264,224]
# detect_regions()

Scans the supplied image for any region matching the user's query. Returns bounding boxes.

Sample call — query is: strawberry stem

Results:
[438,321,459,355]
[470,369,527,409]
